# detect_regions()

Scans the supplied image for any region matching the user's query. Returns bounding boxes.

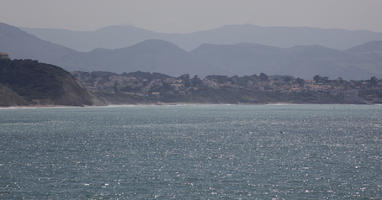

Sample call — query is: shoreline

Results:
[0,102,380,109]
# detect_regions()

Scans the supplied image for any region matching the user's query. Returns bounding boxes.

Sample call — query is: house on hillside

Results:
[0,52,9,60]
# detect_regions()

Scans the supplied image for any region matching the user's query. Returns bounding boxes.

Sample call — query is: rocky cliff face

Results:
[0,59,96,106]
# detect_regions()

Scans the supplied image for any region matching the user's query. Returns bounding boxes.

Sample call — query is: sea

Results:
[0,104,381,199]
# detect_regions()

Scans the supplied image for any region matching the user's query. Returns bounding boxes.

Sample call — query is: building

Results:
[0,52,9,60]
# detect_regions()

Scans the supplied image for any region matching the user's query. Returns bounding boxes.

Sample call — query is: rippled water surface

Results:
[0,104,381,199]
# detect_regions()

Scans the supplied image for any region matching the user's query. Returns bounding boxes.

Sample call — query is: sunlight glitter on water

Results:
[0,104,381,199]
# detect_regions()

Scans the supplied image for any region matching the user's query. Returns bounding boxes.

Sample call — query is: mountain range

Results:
[22,24,382,51]
[0,23,76,65]
[1,22,382,79]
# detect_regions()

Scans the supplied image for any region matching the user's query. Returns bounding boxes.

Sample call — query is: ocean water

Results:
[0,104,381,199]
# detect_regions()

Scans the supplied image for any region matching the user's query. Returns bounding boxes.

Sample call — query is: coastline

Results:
[0,102,380,109]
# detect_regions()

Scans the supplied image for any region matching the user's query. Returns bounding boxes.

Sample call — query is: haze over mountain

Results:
[1,23,382,80]
[196,42,382,79]
[347,41,382,53]
[0,23,77,65]
[58,40,382,80]
[22,24,382,51]
[60,39,214,75]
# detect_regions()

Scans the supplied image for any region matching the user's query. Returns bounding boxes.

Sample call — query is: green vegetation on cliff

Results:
[0,59,95,106]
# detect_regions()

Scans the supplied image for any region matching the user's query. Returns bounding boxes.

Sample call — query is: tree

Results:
[191,75,203,86]
[283,76,294,82]
[179,74,191,87]
[296,78,305,86]
[370,76,378,87]
[259,73,269,81]
[336,77,344,84]
[113,81,119,93]
[313,75,328,83]
[313,75,320,82]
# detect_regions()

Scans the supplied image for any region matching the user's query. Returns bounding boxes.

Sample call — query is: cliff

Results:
[0,59,96,107]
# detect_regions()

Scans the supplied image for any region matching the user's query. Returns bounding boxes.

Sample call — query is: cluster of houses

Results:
[0,52,9,60]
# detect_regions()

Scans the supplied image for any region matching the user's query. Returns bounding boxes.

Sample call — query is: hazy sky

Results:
[1,0,382,33]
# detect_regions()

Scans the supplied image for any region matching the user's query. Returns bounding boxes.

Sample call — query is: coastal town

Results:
[73,71,382,104]
[1,53,381,106]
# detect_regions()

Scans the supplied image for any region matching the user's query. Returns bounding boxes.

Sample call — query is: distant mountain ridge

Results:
[347,41,382,53]
[22,24,382,51]
[59,39,217,75]
[1,23,382,80]
[0,23,77,66]
[57,40,382,80]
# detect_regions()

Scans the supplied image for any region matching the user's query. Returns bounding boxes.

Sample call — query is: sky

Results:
[1,0,382,33]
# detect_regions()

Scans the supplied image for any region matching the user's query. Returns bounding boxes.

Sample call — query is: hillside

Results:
[347,41,382,53]
[72,71,382,105]
[0,58,96,106]
[0,23,78,70]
